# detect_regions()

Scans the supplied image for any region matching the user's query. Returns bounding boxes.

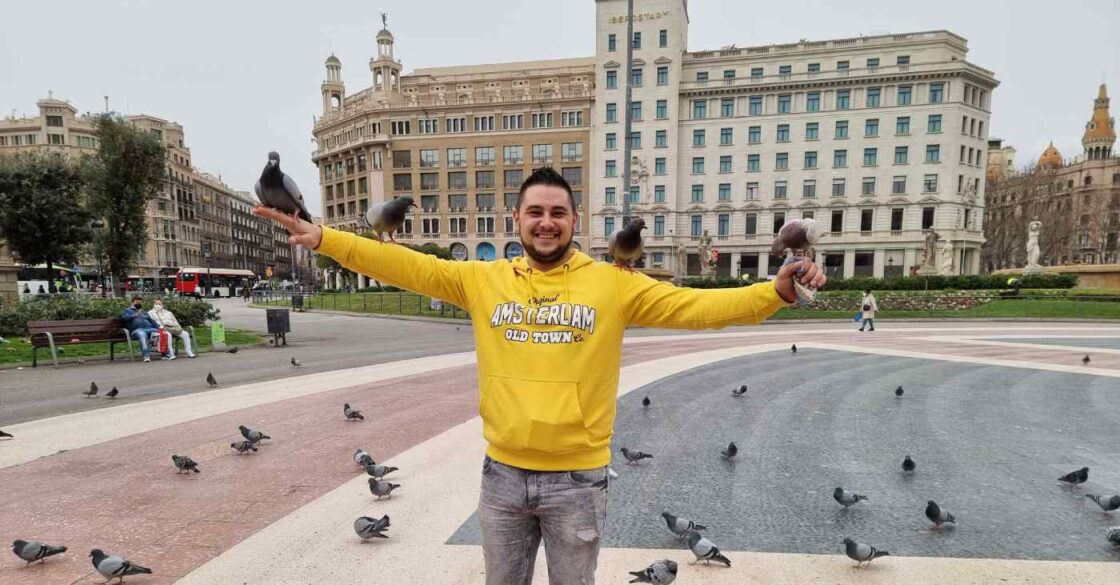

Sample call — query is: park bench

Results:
[27,319,194,368]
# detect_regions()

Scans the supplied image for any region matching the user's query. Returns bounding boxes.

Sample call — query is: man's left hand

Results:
[774,259,827,303]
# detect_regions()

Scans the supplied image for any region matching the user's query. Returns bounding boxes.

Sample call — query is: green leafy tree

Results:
[84,116,167,297]
[0,153,91,292]
[403,242,453,260]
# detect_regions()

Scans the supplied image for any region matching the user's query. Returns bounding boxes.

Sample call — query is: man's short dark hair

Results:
[131,294,143,301]
[517,166,577,212]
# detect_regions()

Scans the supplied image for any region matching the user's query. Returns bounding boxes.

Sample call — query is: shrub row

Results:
[681,273,1077,291]
[0,295,218,337]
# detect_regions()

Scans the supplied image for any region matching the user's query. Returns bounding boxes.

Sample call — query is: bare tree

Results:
[982,165,1075,271]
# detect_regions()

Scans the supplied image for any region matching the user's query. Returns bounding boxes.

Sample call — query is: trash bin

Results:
[265,308,290,346]
[291,294,304,311]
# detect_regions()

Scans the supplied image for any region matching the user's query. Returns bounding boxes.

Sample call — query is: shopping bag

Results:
[853,312,862,322]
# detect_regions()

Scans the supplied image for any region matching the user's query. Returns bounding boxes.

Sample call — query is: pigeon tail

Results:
[693,523,708,531]
[710,552,732,567]
[123,561,153,575]
[628,571,649,583]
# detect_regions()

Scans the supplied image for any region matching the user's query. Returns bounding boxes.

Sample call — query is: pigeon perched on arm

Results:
[84,381,99,398]
[206,372,217,387]
[843,538,889,568]
[11,540,67,565]
[1058,467,1089,486]
[368,478,400,499]
[620,447,653,465]
[354,515,391,540]
[902,455,916,473]
[628,559,677,584]
[106,387,119,399]
[731,384,747,397]
[661,512,706,540]
[770,217,821,302]
[924,500,956,528]
[239,425,270,443]
[686,530,731,566]
[365,463,399,480]
[1085,494,1120,513]
[254,151,312,222]
[354,449,374,467]
[608,217,646,271]
[230,440,258,454]
[833,487,868,508]
[171,454,200,474]
[361,196,418,243]
[89,549,152,582]
[344,403,364,421]
[720,442,738,459]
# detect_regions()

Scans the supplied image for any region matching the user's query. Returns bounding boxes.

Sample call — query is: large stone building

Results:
[312,18,593,286]
[591,0,997,279]
[983,84,1119,270]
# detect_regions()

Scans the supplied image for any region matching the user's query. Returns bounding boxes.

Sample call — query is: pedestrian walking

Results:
[858,288,878,332]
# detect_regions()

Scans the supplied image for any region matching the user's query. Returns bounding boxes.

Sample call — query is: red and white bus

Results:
[175,267,258,298]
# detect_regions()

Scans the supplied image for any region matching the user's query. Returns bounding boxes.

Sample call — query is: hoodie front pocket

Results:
[482,376,590,454]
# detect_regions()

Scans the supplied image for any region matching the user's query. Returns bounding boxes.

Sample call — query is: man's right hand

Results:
[252,206,323,249]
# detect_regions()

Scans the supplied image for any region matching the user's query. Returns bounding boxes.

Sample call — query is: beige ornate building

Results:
[312,18,593,286]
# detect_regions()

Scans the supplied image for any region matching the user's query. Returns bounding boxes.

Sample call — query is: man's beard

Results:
[521,234,572,265]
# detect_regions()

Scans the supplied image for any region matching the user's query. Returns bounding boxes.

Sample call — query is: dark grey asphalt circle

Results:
[448,349,1120,562]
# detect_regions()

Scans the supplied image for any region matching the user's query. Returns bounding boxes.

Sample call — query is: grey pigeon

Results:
[254,151,312,222]
[731,384,747,397]
[1108,526,1120,546]
[369,478,400,499]
[365,463,399,480]
[686,530,731,566]
[791,344,797,353]
[206,372,217,387]
[227,346,239,354]
[834,487,869,508]
[354,515,391,540]
[1059,467,1089,486]
[344,403,364,421]
[239,425,270,443]
[106,387,119,399]
[290,357,304,368]
[1082,354,1091,365]
[902,455,916,473]
[11,540,67,565]
[661,512,706,540]
[608,217,646,270]
[642,396,651,408]
[361,196,418,243]
[1085,494,1120,513]
[771,217,821,256]
[84,381,99,398]
[354,448,374,467]
[230,440,258,454]
[0,429,12,439]
[925,500,956,528]
[628,559,678,584]
[843,538,889,568]
[895,385,904,398]
[721,442,738,459]
[89,548,152,583]
[620,447,652,465]
[171,454,200,474]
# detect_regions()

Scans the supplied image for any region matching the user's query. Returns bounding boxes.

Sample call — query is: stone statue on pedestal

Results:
[917,230,941,275]
[939,240,954,275]
[698,230,714,277]
[676,241,688,276]
[1024,220,1043,274]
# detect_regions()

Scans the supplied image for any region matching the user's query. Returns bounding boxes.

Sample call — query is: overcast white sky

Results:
[3,0,1117,213]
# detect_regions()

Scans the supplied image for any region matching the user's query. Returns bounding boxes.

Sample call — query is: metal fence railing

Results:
[251,291,471,320]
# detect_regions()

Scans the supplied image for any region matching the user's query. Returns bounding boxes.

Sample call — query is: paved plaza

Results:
[1,306,1119,583]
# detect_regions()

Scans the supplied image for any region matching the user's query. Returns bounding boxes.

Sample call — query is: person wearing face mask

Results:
[148,296,196,358]
[121,295,161,363]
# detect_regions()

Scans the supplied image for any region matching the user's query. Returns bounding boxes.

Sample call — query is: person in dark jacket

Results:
[121,295,161,362]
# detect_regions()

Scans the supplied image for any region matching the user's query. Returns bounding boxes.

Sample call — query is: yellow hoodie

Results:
[317,227,789,471]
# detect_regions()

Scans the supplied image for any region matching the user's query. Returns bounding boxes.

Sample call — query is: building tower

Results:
[1082,83,1116,160]
[322,54,344,115]
[1038,141,1062,170]
[370,12,402,98]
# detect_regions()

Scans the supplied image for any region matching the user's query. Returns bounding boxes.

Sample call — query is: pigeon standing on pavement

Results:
[230,440,258,454]
[925,500,956,529]
[106,387,119,399]
[791,344,797,353]
[642,396,651,408]
[354,515,391,540]
[628,559,678,584]
[254,151,313,222]
[344,403,364,421]
[206,372,217,387]
[608,217,647,271]
[290,357,304,368]
[11,540,67,565]
[0,429,12,439]
[369,478,400,499]
[902,455,916,473]
[834,487,869,508]
[843,538,889,568]
[731,384,747,397]
[84,382,99,398]
[239,425,270,443]
[1108,527,1120,546]
[1085,494,1120,513]
[354,449,374,467]
[89,549,152,582]
[895,385,904,398]
[720,442,738,459]
[365,463,399,480]
[661,512,706,540]
[620,448,653,465]
[171,455,200,474]
[227,346,239,354]
[1082,354,1091,365]
[361,196,418,243]
[685,530,731,566]
[1058,467,1089,486]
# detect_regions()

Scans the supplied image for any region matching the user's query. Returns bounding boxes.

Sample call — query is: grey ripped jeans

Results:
[479,455,609,585]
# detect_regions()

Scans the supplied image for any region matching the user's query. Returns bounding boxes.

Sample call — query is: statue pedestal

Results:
[1022,265,1044,276]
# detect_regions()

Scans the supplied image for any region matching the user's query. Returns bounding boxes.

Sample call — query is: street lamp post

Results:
[620,0,635,228]
[90,219,106,297]
[202,241,212,298]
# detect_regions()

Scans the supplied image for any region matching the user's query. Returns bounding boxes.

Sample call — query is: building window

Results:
[835,120,849,139]
[693,100,707,119]
[502,145,524,166]
[836,90,850,110]
[654,185,665,202]
[778,94,791,113]
[697,71,708,81]
[654,215,665,235]
[46,115,63,127]
[631,68,643,87]
[837,60,850,73]
[718,183,731,200]
[831,209,844,233]
[474,116,496,132]
[921,206,935,229]
[715,213,729,236]
[867,57,880,69]
[691,184,704,202]
[775,180,788,199]
[928,114,942,133]
[723,69,736,80]
[692,129,705,147]
[898,55,911,66]
[748,126,761,144]
[531,112,553,128]
[832,178,846,197]
[659,29,668,47]
[720,155,733,173]
[562,167,583,188]
[747,154,760,172]
[895,116,910,135]
[606,70,617,89]
[630,101,643,121]
[561,111,584,127]
[867,87,881,108]
[449,171,468,190]
[657,66,668,85]
[656,130,667,148]
[651,157,665,176]
[751,67,764,78]
[421,172,440,190]
[776,152,789,170]
[894,146,908,164]
[531,144,552,164]
[923,174,938,193]
[863,148,878,166]
[890,208,904,231]
[561,142,582,162]
[692,157,705,174]
[446,148,466,168]
[746,182,759,199]
[749,96,762,116]
[656,99,668,119]
[632,31,641,49]
[48,134,64,145]
[779,64,792,76]
[606,133,617,150]
[806,122,819,140]
[605,160,616,177]
[605,187,616,204]
[861,209,874,232]
[504,169,524,188]
[390,120,411,135]
[420,149,439,167]
[720,127,733,145]
[476,146,495,165]
[629,131,641,149]
[929,82,944,103]
[808,63,820,74]
[393,173,412,191]
[862,177,876,196]
[721,98,734,117]
[605,216,615,237]
[773,211,786,234]
[774,124,790,143]
[745,212,758,235]
[608,34,616,52]
[805,151,818,169]
[865,118,879,137]
[898,85,912,106]
[926,145,940,163]
[803,179,817,198]
[691,215,703,237]
[807,92,820,112]
[892,175,906,194]
[476,171,496,189]
[834,149,848,168]
[606,103,617,123]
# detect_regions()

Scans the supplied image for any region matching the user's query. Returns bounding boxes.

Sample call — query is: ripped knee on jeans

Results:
[575,527,599,543]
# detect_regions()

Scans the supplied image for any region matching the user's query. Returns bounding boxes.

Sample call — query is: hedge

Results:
[681,273,1077,291]
[0,295,219,337]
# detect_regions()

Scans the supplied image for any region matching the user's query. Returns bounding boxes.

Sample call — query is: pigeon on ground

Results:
[791,344,797,353]
[1059,467,1089,486]
[354,515,391,540]
[369,478,400,499]
[895,385,904,398]
[925,500,956,528]
[0,429,12,439]
[89,549,152,583]
[290,357,303,368]
[239,425,270,443]
[628,559,678,584]
[620,448,653,465]
[171,455,200,474]
[902,455,916,473]
[84,382,99,398]
[1082,354,1091,365]
[686,530,731,566]
[1108,527,1120,546]
[365,463,399,480]
[227,346,239,354]
[206,372,217,387]
[642,396,651,408]
[254,151,313,222]
[11,540,67,565]
[731,384,747,397]
[1085,494,1120,513]
[721,442,738,459]
[230,440,258,454]
[843,538,889,568]
[106,387,119,399]
[834,487,869,508]
[354,449,374,467]
[608,217,647,271]
[361,196,418,243]
[661,512,706,540]
[344,403,364,420]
